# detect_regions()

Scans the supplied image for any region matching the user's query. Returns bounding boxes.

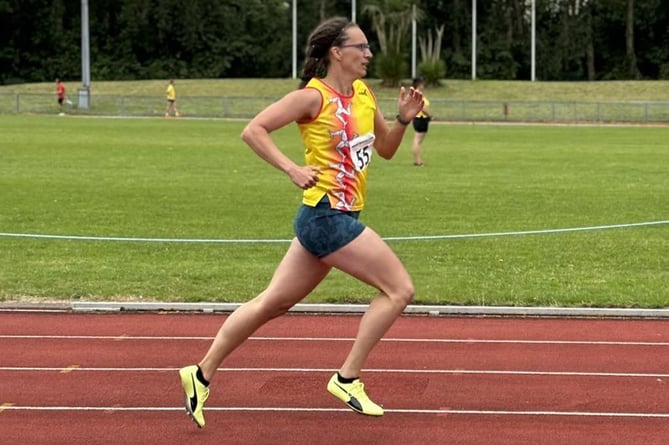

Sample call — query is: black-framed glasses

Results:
[339,43,371,52]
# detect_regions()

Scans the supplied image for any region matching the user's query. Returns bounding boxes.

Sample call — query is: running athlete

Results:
[56,78,66,114]
[179,16,424,428]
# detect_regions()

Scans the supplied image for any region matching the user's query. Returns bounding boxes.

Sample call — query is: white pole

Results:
[411,4,416,78]
[531,0,536,81]
[81,0,90,88]
[292,0,297,79]
[79,0,90,109]
[352,0,356,23]
[472,0,477,80]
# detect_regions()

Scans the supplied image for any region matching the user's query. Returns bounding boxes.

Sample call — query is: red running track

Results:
[1,311,668,444]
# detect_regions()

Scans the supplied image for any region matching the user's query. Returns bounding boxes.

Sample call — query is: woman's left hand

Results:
[397,87,425,123]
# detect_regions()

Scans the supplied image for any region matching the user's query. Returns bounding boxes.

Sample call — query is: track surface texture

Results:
[1,311,668,444]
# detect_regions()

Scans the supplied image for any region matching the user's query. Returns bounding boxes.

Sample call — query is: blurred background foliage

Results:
[1,0,667,85]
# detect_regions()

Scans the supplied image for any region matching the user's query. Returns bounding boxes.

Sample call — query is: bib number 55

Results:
[349,133,375,172]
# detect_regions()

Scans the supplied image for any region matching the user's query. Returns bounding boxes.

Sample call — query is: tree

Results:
[582,1,596,80]
[475,0,524,80]
[363,0,419,86]
[418,24,445,86]
[624,0,641,79]
[1,0,669,83]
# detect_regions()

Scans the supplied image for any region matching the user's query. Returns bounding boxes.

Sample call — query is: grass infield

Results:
[3,79,669,102]
[0,114,667,307]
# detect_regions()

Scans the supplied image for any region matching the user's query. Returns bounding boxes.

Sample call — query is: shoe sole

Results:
[180,369,205,428]
[327,381,384,416]
[183,394,204,428]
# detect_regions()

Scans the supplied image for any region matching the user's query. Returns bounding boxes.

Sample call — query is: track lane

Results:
[2,410,669,445]
[2,337,669,374]
[2,311,669,444]
[2,369,668,414]
[2,312,669,342]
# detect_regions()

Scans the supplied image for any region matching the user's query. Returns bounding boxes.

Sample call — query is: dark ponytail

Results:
[298,16,354,89]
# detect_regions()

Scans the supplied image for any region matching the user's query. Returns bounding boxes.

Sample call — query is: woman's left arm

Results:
[373,87,425,160]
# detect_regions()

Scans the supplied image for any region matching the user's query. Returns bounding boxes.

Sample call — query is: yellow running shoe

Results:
[179,365,210,428]
[327,373,384,416]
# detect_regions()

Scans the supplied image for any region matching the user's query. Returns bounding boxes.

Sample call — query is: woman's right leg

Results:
[198,238,331,382]
[179,238,330,427]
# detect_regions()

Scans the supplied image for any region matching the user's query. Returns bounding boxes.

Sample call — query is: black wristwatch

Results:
[396,114,411,125]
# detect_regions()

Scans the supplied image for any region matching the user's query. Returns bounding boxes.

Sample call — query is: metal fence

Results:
[2,93,669,124]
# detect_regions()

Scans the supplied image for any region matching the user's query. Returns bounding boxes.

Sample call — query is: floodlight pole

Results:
[411,4,416,79]
[291,0,297,79]
[79,0,90,108]
[352,0,356,23]
[471,0,477,80]
[531,0,536,81]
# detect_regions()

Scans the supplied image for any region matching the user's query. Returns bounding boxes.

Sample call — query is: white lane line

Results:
[2,405,669,418]
[1,367,668,379]
[2,334,669,346]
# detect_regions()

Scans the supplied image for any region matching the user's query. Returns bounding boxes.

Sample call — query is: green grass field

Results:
[4,79,669,102]
[1,114,668,307]
[4,79,669,123]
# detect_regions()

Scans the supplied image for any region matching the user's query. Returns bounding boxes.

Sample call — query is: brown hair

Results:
[298,17,356,89]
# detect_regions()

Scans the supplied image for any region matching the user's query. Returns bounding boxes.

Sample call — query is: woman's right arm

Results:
[241,88,322,189]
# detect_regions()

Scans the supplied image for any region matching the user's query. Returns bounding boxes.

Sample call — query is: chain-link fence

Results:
[2,93,668,124]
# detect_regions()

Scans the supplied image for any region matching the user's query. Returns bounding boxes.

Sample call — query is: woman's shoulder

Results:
[354,79,376,101]
[286,87,324,122]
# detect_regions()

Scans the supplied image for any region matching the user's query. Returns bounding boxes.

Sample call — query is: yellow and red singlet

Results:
[298,78,377,212]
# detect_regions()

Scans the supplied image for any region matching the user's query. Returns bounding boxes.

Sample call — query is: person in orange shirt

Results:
[178,16,425,428]
[56,78,66,114]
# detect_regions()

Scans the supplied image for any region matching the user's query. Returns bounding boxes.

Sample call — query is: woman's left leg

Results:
[320,227,414,415]
[323,227,414,377]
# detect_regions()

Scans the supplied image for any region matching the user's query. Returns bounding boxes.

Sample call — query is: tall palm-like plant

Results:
[363,0,421,87]
[418,24,446,86]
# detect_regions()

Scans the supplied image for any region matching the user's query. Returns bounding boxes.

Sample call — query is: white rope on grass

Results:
[0,219,668,244]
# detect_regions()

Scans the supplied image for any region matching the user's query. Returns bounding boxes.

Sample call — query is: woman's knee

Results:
[254,292,294,320]
[389,279,415,308]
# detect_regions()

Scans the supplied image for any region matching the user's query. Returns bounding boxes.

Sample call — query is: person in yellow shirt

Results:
[411,77,432,166]
[165,79,180,117]
[178,16,425,428]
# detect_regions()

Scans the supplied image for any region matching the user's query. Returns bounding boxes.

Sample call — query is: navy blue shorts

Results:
[293,196,365,258]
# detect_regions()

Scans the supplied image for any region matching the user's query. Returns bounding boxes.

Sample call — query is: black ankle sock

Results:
[196,366,210,387]
[337,372,357,384]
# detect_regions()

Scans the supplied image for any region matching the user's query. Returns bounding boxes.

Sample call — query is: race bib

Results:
[349,133,375,172]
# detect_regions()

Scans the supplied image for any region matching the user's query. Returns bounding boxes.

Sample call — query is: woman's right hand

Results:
[288,165,321,190]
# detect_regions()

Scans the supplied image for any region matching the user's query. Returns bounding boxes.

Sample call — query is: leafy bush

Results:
[418,59,446,87]
[660,63,669,80]
[375,52,408,88]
